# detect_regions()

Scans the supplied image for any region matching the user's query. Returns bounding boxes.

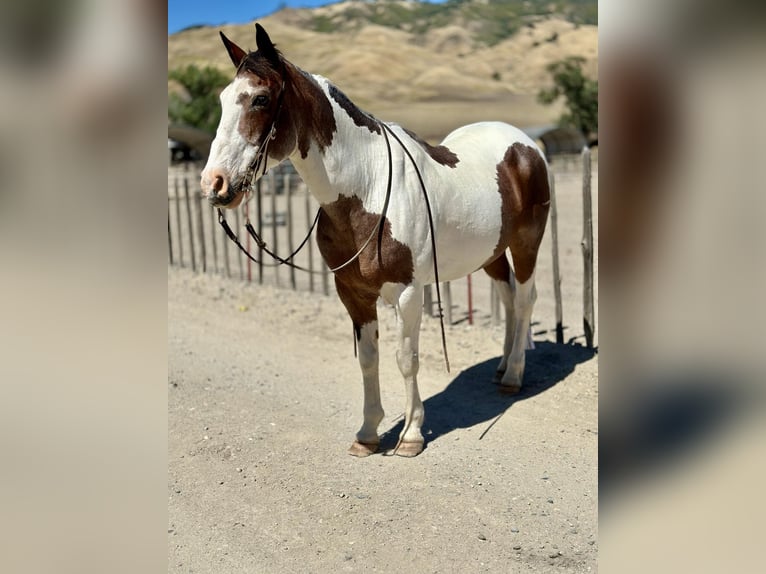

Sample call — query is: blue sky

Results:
[168,1,446,35]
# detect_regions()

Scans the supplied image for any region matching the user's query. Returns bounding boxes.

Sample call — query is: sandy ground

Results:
[168,160,599,573]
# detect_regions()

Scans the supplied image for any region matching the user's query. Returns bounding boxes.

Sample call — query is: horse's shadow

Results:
[378,341,597,452]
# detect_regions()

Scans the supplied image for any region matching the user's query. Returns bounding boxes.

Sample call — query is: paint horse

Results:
[201,24,550,457]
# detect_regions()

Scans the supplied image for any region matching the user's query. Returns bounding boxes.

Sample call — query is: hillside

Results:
[168,0,597,138]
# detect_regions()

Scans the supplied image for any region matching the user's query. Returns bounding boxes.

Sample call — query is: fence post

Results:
[442,282,452,325]
[581,147,595,348]
[183,177,196,273]
[221,207,230,278]
[256,179,264,284]
[285,173,296,290]
[174,176,183,267]
[322,261,329,296]
[305,189,315,292]
[466,274,473,326]
[234,208,244,280]
[490,281,501,326]
[168,197,173,265]
[549,172,563,343]
[268,171,280,287]
[423,284,433,317]
[195,187,207,273]
[209,205,218,274]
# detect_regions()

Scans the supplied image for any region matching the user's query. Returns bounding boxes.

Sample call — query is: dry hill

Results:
[168,1,597,140]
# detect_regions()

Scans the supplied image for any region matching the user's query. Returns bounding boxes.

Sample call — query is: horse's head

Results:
[201,24,293,208]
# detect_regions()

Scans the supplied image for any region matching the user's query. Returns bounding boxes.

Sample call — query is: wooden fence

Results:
[168,154,595,346]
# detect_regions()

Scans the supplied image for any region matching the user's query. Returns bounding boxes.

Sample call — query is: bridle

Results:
[215,67,450,373]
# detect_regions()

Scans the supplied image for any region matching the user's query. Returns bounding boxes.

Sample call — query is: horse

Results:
[200,24,551,457]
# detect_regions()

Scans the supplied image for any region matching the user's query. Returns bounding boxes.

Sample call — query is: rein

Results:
[215,81,450,373]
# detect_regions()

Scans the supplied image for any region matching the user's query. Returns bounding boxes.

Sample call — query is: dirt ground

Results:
[168,153,598,571]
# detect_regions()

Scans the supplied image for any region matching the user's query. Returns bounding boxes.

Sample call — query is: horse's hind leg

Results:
[492,143,550,393]
[501,271,538,393]
[483,255,517,383]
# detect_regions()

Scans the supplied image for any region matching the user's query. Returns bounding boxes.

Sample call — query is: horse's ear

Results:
[220,31,247,69]
[255,23,281,68]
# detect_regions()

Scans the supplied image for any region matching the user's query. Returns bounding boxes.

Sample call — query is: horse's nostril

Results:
[213,175,225,192]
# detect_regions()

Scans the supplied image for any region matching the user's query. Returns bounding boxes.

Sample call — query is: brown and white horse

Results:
[201,24,550,457]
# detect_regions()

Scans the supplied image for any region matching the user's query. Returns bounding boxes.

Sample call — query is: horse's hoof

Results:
[492,370,505,384]
[498,383,522,395]
[348,441,378,457]
[393,440,424,457]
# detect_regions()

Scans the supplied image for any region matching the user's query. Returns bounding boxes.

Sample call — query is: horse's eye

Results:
[252,95,269,108]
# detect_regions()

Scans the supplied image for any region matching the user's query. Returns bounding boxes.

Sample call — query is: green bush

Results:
[168,65,231,134]
[537,56,598,137]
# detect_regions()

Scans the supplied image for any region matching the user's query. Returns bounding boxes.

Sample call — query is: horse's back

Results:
[441,121,543,166]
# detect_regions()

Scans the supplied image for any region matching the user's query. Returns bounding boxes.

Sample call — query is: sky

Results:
[168,0,446,35]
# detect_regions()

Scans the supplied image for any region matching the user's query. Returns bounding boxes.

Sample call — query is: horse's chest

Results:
[316,196,414,289]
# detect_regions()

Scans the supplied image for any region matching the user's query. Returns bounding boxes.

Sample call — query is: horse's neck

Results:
[288,75,390,206]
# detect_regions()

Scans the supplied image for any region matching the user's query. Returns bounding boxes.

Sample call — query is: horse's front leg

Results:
[348,320,385,457]
[335,280,384,457]
[393,283,426,457]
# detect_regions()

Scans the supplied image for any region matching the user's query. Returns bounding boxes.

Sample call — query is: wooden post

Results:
[322,260,329,296]
[466,274,473,326]
[174,177,183,267]
[490,281,501,326]
[305,189,315,292]
[442,282,452,325]
[183,177,196,272]
[549,172,564,343]
[234,208,243,281]
[423,284,433,317]
[167,197,173,265]
[209,205,218,274]
[221,207,230,278]
[285,173,296,290]
[581,147,595,348]
[195,188,207,273]
[256,179,264,284]
[269,171,279,287]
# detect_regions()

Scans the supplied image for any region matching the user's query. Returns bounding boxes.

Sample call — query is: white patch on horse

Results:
[203,78,259,185]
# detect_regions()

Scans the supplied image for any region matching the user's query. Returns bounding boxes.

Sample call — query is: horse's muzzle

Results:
[200,169,245,209]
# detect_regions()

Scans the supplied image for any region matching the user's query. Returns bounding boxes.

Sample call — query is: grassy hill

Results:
[168,0,597,139]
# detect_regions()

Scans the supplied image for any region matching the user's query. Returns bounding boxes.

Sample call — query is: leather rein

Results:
[215,75,450,372]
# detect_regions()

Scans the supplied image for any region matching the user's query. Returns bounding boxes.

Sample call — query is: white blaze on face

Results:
[201,77,258,192]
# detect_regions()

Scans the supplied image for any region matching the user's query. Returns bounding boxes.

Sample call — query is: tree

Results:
[168,65,231,134]
[537,56,598,138]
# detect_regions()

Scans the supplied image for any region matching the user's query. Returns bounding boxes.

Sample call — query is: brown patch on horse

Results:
[328,85,381,135]
[493,143,550,284]
[236,55,336,160]
[483,254,512,283]
[403,128,460,168]
[316,195,414,327]
[287,67,337,158]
